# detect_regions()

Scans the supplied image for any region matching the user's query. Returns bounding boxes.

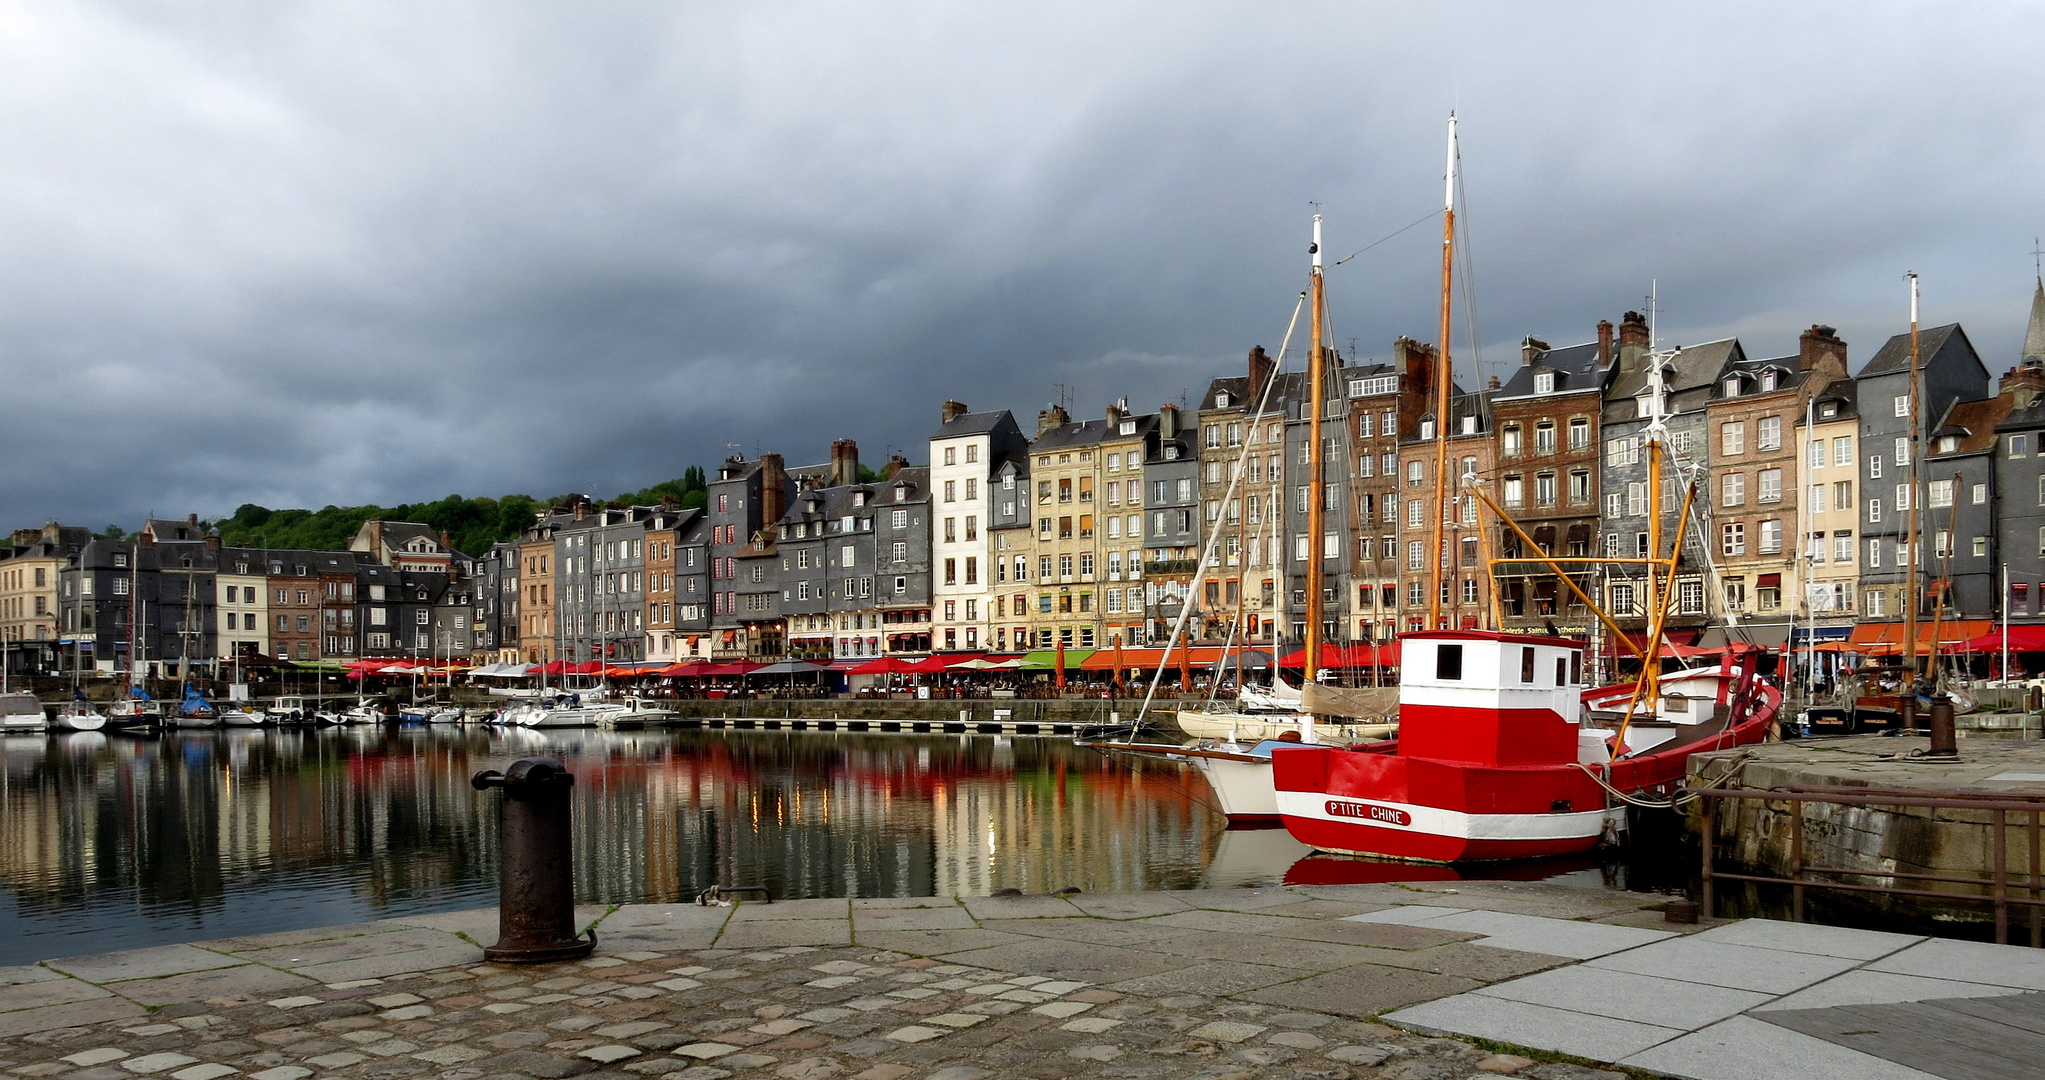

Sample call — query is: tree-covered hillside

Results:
[215,467,710,556]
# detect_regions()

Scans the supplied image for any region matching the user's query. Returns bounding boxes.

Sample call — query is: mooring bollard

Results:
[1927,696,1959,759]
[471,757,596,963]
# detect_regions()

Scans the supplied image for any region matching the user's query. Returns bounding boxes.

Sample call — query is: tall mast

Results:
[1304,214,1326,681]
[1904,272,1921,681]
[1428,112,1457,631]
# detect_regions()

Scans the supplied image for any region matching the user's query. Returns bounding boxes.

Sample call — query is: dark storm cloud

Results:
[3,1,2043,526]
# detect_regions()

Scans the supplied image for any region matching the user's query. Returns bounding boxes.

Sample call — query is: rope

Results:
[1573,748,1758,810]
[1330,208,1443,267]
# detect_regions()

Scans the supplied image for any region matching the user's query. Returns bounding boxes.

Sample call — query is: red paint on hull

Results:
[1282,814,1600,862]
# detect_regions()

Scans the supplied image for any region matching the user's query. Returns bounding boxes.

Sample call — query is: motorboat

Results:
[1270,631,1777,863]
[219,705,269,727]
[0,692,46,732]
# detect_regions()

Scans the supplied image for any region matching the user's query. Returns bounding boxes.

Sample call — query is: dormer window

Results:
[1939,435,1959,453]
[1820,403,1838,418]
[1164,445,1181,460]
[895,483,910,500]
[853,491,868,507]
[1724,377,1741,397]
[1420,418,1436,440]
[1461,415,1478,435]
[1119,420,1136,435]
[1760,370,1778,392]
[1534,372,1555,394]
[1216,391,1232,408]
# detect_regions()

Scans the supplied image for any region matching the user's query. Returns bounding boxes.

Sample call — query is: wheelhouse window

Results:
[1435,643,1463,681]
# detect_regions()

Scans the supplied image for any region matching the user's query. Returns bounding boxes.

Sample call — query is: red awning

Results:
[1277,643,1394,668]
[1962,624,2045,652]
[1757,573,1782,588]
[848,656,919,674]
[700,660,761,676]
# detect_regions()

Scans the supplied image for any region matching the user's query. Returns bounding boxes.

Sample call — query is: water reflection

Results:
[0,728,1222,964]
[0,729,1668,966]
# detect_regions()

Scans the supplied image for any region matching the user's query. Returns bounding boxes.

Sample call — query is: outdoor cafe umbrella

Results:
[948,658,1003,670]
[848,656,917,675]
[1054,641,1066,690]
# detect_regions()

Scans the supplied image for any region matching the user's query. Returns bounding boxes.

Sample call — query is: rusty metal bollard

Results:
[1927,696,1959,759]
[472,757,596,963]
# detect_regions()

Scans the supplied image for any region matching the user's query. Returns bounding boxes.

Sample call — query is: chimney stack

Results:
[759,453,789,530]
[439,530,454,551]
[1798,324,1847,374]
[203,533,221,551]
[1037,405,1069,435]
[2002,359,2045,408]
[187,513,198,525]
[1158,403,1180,440]
[1616,311,1651,373]
[1488,375,1501,390]
[940,400,969,423]
[1247,346,1275,396]
[1596,320,1614,366]
[1396,337,1435,400]
[830,438,860,487]
[885,454,909,479]
[1105,401,1124,427]
[1520,337,1549,366]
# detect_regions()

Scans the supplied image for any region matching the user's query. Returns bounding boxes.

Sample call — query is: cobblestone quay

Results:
[0,883,1665,1080]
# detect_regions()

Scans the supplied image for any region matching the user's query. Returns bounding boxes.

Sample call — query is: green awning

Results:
[287,661,352,672]
[1019,649,1096,670]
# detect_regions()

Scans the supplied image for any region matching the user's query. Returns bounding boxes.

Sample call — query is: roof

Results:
[1808,378,1859,422]
[1032,417,1116,452]
[1859,323,1966,377]
[1928,394,2014,457]
[779,467,931,527]
[1607,338,1741,401]
[1496,342,1608,399]
[932,409,1020,441]
[1710,351,1820,401]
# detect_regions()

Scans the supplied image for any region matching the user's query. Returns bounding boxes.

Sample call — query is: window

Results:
[1407,541,1425,570]
[1809,439,1825,470]
[1607,492,1622,517]
[1867,590,1887,616]
[1679,579,1704,615]
[1721,522,1746,556]
[1869,455,1883,479]
[1407,460,1424,487]
[1534,372,1555,393]
[1869,539,1883,567]
[1758,468,1782,503]
[1627,482,1648,517]
[1759,519,1782,554]
[1435,643,1463,680]
[1809,485,1827,513]
[1835,481,1853,510]
[1758,416,1781,450]
[1724,377,1741,398]
[1536,474,1556,506]
[1974,536,1989,557]
[2015,434,2033,458]
[1725,579,1746,610]
[1895,437,1910,466]
[1834,532,1854,563]
[1895,484,1912,512]
[1974,483,1988,505]
[1721,422,1745,455]
[1535,423,1556,454]
[1869,498,1883,522]
[1895,395,1911,417]
[1569,470,1590,503]
[1722,473,1746,506]
[1928,479,1953,508]
[1610,582,1635,615]
[1568,418,1589,449]
[1503,476,1524,508]
[1503,424,1522,456]
[1834,436,1853,466]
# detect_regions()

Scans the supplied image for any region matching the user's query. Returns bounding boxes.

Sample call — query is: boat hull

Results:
[1192,755,1280,822]
[54,713,105,732]
[1173,710,1393,742]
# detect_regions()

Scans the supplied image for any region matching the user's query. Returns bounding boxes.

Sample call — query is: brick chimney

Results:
[1105,400,1124,427]
[203,533,221,551]
[830,438,859,487]
[1396,337,1435,401]
[1488,375,1501,390]
[885,454,909,479]
[1798,324,1847,375]
[759,453,789,530]
[1520,337,1549,366]
[1596,320,1614,366]
[439,530,454,551]
[1247,346,1275,396]
[2002,359,2045,408]
[940,400,969,423]
[1037,405,1069,435]
[1157,403,1180,440]
[1616,311,1651,373]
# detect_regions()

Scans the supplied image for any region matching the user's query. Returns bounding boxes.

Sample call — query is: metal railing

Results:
[1689,784,2045,946]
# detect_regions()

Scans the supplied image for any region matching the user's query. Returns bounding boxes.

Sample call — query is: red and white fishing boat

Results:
[1270,631,1778,862]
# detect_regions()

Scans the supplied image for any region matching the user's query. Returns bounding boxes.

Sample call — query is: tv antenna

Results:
[1051,382,1075,411]
[2032,237,2043,280]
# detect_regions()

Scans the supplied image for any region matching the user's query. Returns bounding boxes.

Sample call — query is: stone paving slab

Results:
[1619,1014,1945,1080]
[20,886,1985,1080]
[41,945,247,985]
[1867,936,2045,990]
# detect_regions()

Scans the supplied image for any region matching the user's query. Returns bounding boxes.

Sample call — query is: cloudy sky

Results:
[4,1,2044,528]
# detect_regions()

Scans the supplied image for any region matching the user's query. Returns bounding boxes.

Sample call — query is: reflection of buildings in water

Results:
[0,729,1226,954]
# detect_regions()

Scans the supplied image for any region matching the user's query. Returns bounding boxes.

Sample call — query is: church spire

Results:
[2025,276,2045,363]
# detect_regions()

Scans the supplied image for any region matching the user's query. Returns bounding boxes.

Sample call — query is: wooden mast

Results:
[1904,272,1922,683]
[1304,214,1327,682]
[1428,113,1457,631]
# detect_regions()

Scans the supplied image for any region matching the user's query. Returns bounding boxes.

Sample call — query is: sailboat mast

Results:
[1304,214,1326,681]
[1904,272,1922,681]
[1428,113,1457,631]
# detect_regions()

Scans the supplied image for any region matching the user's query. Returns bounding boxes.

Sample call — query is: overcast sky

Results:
[5,1,2044,529]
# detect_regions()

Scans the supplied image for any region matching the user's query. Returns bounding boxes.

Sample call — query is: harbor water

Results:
[0,726,1677,966]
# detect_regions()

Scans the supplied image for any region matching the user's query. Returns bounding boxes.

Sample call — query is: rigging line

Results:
[1452,150,1483,375]
[1133,287,1308,730]
[1330,208,1443,267]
